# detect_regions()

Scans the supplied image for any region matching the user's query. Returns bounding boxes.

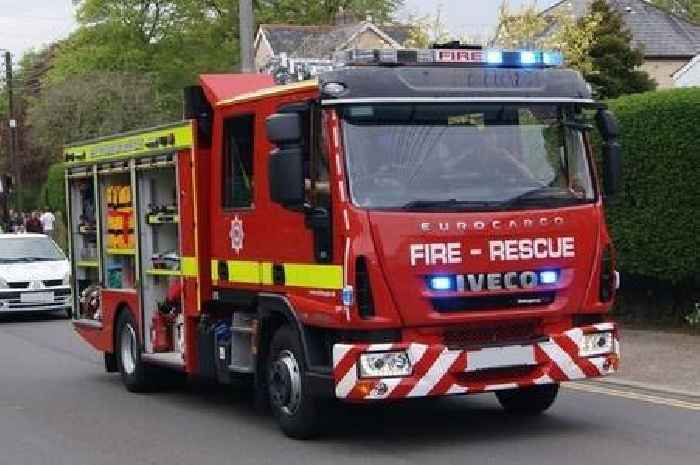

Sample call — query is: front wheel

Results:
[495,384,559,415]
[267,326,320,439]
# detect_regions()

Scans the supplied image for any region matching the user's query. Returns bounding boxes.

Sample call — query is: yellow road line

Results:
[564,382,700,411]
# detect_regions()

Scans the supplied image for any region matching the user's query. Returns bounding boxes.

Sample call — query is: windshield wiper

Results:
[502,187,583,207]
[402,199,498,211]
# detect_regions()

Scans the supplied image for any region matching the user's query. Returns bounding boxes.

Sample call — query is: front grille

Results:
[444,321,541,349]
[43,279,64,287]
[432,292,556,312]
[8,282,29,289]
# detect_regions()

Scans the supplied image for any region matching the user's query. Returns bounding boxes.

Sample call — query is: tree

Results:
[494,1,601,74]
[405,7,453,48]
[256,0,403,25]
[48,1,240,120]
[405,7,488,48]
[649,0,700,23]
[26,73,166,153]
[585,0,657,99]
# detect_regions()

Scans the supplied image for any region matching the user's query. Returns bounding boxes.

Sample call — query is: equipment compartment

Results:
[98,170,136,290]
[136,159,183,355]
[68,171,101,320]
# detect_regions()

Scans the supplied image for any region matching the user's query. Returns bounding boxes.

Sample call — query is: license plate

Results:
[20,292,54,303]
[465,345,536,372]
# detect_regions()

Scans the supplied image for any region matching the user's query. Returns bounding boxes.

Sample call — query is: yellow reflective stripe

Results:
[283,264,343,290]
[181,257,198,277]
[228,261,260,284]
[64,122,193,166]
[260,262,273,285]
[210,259,342,290]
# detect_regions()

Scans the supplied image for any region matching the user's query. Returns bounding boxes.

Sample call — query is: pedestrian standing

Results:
[9,209,22,233]
[40,207,56,239]
[25,211,44,234]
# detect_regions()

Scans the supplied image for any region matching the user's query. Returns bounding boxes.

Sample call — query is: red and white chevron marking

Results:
[333,323,619,401]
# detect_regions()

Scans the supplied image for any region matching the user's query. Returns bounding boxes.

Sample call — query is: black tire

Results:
[496,384,559,415]
[115,310,153,392]
[64,307,73,319]
[267,325,320,439]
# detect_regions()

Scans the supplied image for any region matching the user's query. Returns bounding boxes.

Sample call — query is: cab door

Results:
[209,90,328,294]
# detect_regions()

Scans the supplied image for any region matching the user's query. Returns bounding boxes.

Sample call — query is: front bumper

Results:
[333,323,619,401]
[0,288,72,313]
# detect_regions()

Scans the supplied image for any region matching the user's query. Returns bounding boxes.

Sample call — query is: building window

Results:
[222,114,255,208]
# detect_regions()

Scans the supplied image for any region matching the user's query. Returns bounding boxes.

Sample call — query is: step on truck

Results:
[64,43,621,439]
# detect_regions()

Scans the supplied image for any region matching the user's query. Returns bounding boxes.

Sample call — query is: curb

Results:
[590,377,700,400]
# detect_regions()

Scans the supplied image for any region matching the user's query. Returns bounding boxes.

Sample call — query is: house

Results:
[672,54,700,86]
[254,21,411,82]
[542,0,700,88]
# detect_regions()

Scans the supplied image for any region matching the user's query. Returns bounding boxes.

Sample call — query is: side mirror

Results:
[267,113,305,208]
[596,109,622,198]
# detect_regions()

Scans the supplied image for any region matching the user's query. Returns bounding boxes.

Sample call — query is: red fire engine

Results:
[64,44,621,438]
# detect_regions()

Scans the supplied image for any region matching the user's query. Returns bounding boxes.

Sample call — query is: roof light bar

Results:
[334,48,564,69]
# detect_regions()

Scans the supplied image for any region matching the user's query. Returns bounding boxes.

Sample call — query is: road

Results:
[1,314,698,465]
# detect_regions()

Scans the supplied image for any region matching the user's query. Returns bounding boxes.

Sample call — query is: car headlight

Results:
[358,351,412,378]
[0,277,8,289]
[580,332,614,357]
[62,272,71,286]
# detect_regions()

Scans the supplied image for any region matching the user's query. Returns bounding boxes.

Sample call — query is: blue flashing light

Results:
[342,285,354,306]
[520,51,539,65]
[539,270,559,285]
[486,50,503,64]
[543,51,563,67]
[429,276,453,291]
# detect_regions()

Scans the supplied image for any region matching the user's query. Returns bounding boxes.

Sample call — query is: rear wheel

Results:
[495,384,559,415]
[267,326,320,439]
[116,310,153,392]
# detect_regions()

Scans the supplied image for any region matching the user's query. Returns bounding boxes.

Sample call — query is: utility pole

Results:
[4,51,21,211]
[239,0,255,73]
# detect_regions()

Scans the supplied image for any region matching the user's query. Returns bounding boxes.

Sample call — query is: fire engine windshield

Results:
[341,103,595,210]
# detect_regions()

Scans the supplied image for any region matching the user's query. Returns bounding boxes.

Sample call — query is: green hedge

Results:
[606,88,700,286]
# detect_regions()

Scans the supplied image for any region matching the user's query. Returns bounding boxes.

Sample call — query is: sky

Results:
[0,1,561,59]
[0,1,77,58]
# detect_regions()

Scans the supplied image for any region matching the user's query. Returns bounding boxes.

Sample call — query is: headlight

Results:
[358,351,411,378]
[0,277,8,289]
[62,272,71,285]
[580,332,614,357]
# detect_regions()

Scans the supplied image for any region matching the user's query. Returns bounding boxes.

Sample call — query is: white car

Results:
[0,234,72,317]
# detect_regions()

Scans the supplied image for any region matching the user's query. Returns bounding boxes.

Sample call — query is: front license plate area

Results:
[21,292,54,303]
[466,345,537,372]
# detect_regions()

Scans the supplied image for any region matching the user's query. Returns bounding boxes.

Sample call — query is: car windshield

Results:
[341,103,595,210]
[0,237,66,262]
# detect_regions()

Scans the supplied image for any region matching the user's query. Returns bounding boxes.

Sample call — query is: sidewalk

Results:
[603,328,700,396]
